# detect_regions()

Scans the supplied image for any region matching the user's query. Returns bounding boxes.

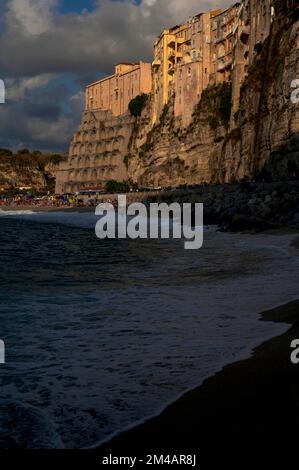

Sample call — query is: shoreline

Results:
[1,180,298,233]
[0,206,95,213]
[97,299,299,452]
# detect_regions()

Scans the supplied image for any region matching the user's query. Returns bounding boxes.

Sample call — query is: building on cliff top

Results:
[85,62,152,116]
[56,0,278,194]
[153,4,242,125]
[152,22,191,124]
[55,109,136,194]
[230,0,274,118]
[174,9,222,126]
[210,4,241,87]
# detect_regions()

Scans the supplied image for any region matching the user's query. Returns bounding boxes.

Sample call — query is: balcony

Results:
[152,59,161,68]
[168,65,175,75]
[217,59,232,73]
[168,37,176,48]
[214,34,225,44]
[176,37,191,46]
[168,51,175,62]
[240,26,250,44]
[225,27,233,38]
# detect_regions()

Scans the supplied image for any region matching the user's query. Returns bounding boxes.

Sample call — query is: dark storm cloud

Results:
[23,102,62,120]
[0,0,232,151]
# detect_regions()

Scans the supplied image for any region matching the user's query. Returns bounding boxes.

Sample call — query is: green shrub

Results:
[209,116,219,130]
[47,154,65,165]
[129,93,148,117]
[123,154,130,169]
[106,180,130,194]
[254,42,263,54]
[219,82,232,128]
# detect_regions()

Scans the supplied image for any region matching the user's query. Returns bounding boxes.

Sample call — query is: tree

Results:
[106,180,130,194]
[128,93,148,117]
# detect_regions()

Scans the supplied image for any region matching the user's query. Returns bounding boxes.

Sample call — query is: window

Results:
[218,45,225,58]
[188,67,191,76]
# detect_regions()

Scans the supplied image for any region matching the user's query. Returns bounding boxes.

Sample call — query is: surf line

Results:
[0,340,5,364]
[0,80,5,104]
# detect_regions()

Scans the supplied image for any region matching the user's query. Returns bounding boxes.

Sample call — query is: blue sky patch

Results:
[59,0,95,14]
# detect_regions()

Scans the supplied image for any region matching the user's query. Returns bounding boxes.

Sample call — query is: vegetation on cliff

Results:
[106,179,138,193]
[127,0,298,188]
[190,82,232,131]
[129,94,149,117]
[0,149,66,193]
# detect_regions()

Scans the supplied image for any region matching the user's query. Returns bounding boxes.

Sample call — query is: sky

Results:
[0,0,232,152]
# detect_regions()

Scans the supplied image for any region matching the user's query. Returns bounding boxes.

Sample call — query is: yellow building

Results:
[86,62,152,117]
[210,3,241,87]
[152,23,190,123]
[175,10,222,125]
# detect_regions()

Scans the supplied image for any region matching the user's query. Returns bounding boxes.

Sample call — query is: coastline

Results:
[2,180,298,232]
[98,299,299,452]
[0,206,95,213]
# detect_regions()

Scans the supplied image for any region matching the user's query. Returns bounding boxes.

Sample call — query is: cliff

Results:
[55,109,134,194]
[215,1,299,183]
[57,2,299,194]
[0,150,64,193]
[127,84,230,187]
[127,3,299,186]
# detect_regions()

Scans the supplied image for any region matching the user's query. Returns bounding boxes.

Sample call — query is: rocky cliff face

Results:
[126,4,299,187]
[127,85,230,187]
[215,3,299,183]
[0,153,62,192]
[58,3,298,192]
[55,109,134,194]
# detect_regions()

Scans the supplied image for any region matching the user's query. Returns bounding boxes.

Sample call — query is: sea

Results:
[0,209,298,448]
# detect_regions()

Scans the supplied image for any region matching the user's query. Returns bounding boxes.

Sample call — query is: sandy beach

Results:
[97,299,299,454]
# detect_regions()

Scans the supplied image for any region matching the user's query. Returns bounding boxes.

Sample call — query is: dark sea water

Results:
[0,210,298,448]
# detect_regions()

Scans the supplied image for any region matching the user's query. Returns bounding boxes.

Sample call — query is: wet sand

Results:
[98,299,299,454]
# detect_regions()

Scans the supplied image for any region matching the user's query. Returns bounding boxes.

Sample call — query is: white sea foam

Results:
[0,209,189,232]
[0,210,298,448]
[0,209,36,216]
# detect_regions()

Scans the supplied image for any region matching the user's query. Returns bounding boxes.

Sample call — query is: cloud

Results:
[6,0,58,36]
[6,74,56,101]
[0,0,232,151]
[0,0,232,76]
